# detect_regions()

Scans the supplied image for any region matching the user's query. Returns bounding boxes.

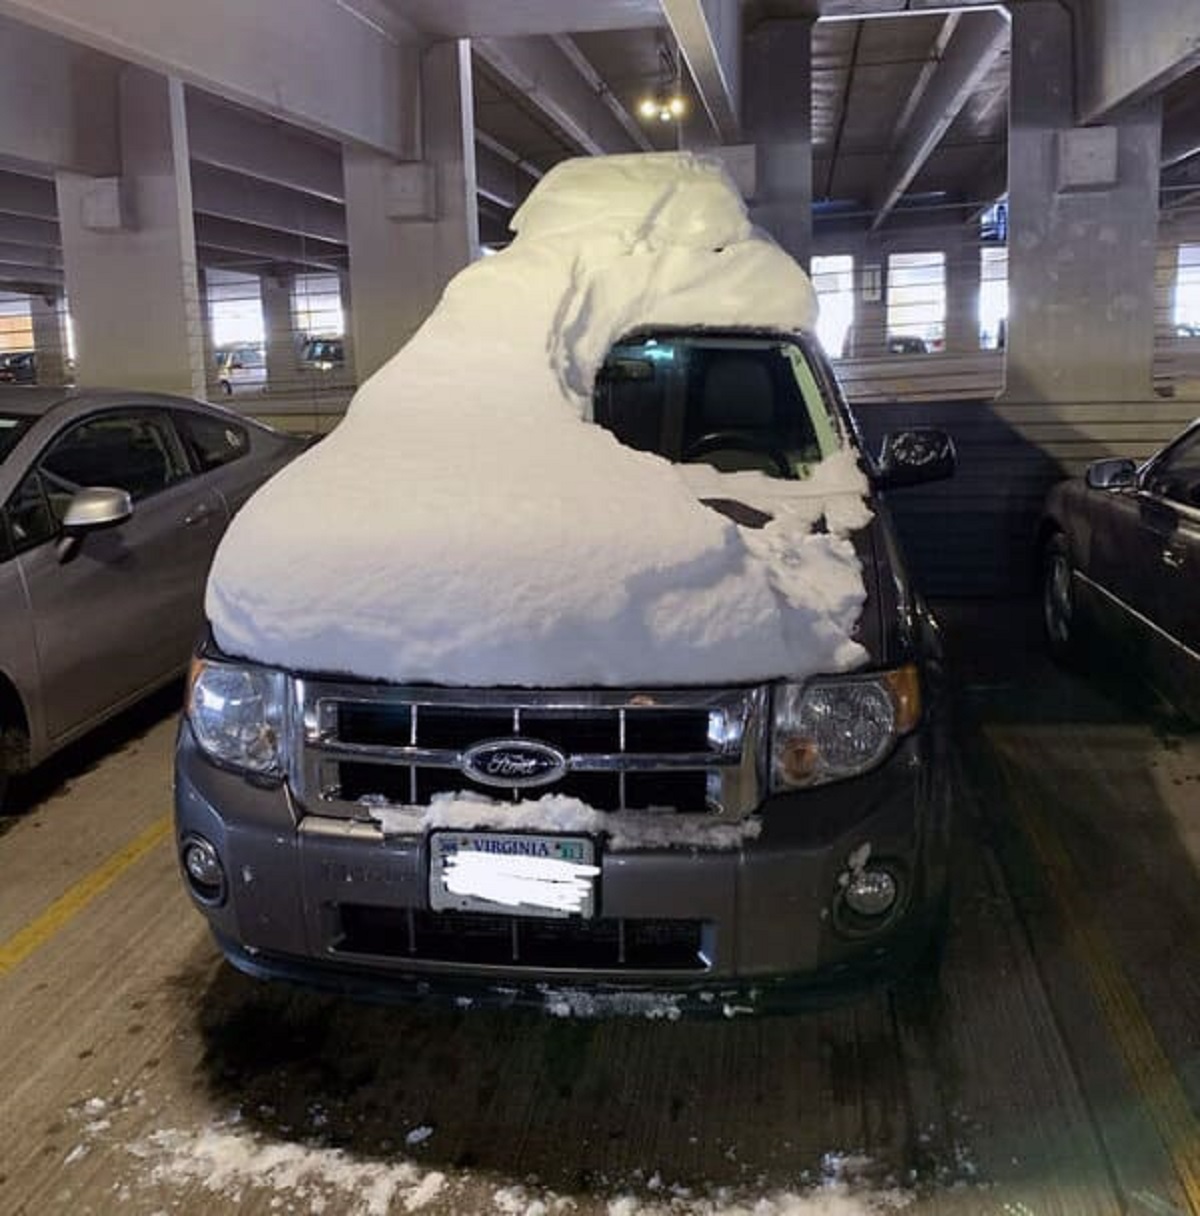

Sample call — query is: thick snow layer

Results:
[207,152,869,687]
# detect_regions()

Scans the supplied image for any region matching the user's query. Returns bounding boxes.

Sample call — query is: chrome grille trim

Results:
[291,681,768,822]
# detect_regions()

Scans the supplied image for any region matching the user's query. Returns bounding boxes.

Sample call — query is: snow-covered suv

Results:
[174,154,956,1014]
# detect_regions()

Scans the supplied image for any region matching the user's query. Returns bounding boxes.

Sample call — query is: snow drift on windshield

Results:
[206,153,871,687]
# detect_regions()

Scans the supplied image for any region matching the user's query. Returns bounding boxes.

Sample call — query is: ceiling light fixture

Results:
[637,44,687,125]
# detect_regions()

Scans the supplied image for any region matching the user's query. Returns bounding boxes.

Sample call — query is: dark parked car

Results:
[175,327,959,1013]
[300,337,344,371]
[886,335,928,355]
[0,351,37,385]
[0,388,305,807]
[1040,419,1200,719]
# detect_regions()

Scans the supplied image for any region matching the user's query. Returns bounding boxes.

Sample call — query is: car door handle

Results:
[183,504,214,527]
[1162,545,1185,569]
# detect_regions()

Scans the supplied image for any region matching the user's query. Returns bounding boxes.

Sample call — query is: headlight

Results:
[772,666,921,790]
[187,657,288,776]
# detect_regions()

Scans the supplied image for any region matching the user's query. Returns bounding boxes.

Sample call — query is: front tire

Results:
[1041,532,1079,664]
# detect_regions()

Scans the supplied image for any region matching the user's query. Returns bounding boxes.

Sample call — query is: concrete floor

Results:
[0,602,1197,1216]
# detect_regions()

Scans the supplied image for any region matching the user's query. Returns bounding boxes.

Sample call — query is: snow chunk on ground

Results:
[207,152,868,688]
[370,792,762,852]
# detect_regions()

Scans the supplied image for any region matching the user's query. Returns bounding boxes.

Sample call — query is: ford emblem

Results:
[462,739,568,789]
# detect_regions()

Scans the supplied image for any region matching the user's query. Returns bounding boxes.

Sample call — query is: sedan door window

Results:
[1143,429,1200,509]
[3,470,56,555]
[40,413,191,509]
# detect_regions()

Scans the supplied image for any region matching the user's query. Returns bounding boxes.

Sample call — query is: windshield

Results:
[593,333,843,479]
[0,414,32,463]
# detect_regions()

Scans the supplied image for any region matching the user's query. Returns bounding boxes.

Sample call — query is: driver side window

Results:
[1144,431,1200,508]
[3,470,56,555]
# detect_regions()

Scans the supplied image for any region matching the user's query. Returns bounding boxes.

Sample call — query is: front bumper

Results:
[174,720,951,1010]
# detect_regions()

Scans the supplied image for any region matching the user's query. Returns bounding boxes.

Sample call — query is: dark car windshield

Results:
[593,333,842,479]
[0,414,32,463]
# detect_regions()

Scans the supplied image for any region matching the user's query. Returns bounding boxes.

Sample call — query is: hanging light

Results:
[637,44,687,126]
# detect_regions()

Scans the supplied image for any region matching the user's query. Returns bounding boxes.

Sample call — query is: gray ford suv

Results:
[173,328,956,1014]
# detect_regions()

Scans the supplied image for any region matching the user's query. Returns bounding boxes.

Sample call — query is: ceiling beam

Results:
[0,15,120,175]
[0,241,59,268]
[193,214,345,271]
[190,162,346,244]
[474,37,639,157]
[0,214,60,249]
[550,35,654,152]
[0,259,62,287]
[475,136,542,211]
[0,170,58,221]
[870,9,1008,229]
[659,0,741,142]
[0,0,420,158]
[187,90,344,202]
[1078,0,1200,124]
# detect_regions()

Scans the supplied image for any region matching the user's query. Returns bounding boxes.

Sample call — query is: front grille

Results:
[292,682,767,820]
[335,905,709,971]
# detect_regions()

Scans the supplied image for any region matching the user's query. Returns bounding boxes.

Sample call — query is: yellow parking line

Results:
[0,815,173,979]
[989,731,1200,1216]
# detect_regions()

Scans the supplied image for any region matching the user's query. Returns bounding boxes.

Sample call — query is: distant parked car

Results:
[1040,418,1200,720]
[216,345,266,395]
[886,335,929,355]
[0,352,37,385]
[0,388,306,806]
[300,336,345,372]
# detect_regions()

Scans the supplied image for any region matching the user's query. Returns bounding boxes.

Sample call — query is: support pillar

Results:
[1003,1,1162,402]
[343,39,478,381]
[944,233,981,354]
[852,251,889,358]
[29,293,68,385]
[743,18,813,267]
[56,67,205,397]
[260,270,295,392]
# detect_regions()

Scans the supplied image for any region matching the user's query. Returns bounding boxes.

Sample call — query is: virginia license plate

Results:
[429,831,597,919]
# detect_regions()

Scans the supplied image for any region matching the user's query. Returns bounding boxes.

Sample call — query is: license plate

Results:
[429,831,598,919]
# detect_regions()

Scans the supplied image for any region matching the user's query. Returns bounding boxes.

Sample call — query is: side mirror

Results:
[1085,458,1137,491]
[56,486,133,563]
[877,428,956,489]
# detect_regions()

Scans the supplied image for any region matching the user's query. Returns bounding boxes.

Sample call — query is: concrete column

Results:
[29,293,68,386]
[198,270,220,398]
[337,270,359,386]
[260,270,295,392]
[743,18,813,267]
[852,252,889,358]
[1003,1,1162,402]
[944,234,981,354]
[56,67,205,397]
[343,39,478,381]
[1154,243,1177,344]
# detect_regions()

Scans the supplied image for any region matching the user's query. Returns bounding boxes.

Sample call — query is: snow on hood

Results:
[206,152,871,687]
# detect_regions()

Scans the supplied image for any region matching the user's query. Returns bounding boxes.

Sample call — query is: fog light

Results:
[182,836,225,904]
[843,867,897,918]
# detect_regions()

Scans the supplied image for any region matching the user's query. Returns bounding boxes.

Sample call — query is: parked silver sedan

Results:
[0,388,306,806]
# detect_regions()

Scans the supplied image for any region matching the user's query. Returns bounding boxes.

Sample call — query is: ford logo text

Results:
[461,739,568,789]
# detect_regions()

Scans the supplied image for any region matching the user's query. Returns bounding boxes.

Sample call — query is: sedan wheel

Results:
[1042,534,1078,662]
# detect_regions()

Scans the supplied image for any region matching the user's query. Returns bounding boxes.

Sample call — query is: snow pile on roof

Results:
[207,152,870,687]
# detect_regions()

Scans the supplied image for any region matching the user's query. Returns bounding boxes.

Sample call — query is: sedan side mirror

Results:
[56,486,133,564]
[1085,458,1137,490]
[877,428,956,489]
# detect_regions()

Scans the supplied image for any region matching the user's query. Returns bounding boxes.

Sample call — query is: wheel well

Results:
[0,673,31,774]
[1034,519,1064,581]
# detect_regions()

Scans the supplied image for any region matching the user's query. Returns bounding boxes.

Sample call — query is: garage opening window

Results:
[980,246,1008,349]
[1174,244,1200,334]
[206,270,265,347]
[887,251,945,351]
[593,332,841,479]
[292,274,344,342]
[811,255,854,358]
[0,294,33,352]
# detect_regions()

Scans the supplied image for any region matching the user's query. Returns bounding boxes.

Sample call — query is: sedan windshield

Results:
[0,414,32,463]
[593,333,843,479]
